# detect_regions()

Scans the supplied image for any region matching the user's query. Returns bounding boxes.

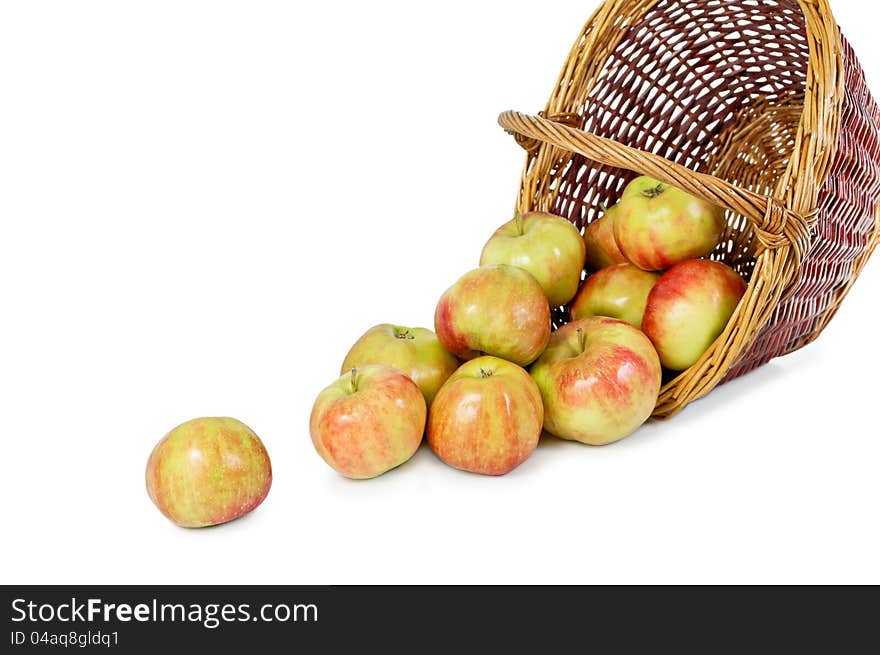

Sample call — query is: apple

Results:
[583,205,628,270]
[479,211,586,308]
[434,264,550,367]
[570,264,661,329]
[530,317,662,446]
[341,324,458,406]
[427,356,543,476]
[614,176,724,271]
[146,417,272,528]
[642,259,747,371]
[310,365,426,479]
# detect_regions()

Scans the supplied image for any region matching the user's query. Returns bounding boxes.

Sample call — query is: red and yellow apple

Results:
[614,176,724,271]
[583,205,628,270]
[341,324,458,406]
[434,264,550,367]
[570,264,661,329]
[642,259,747,371]
[310,365,426,479]
[427,356,543,476]
[146,417,272,528]
[479,211,586,308]
[530,317,662,446]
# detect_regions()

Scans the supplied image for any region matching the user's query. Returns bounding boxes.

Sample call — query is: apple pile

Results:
[578,177,746,370]
[310,175,747,479]
[145,176,750,528]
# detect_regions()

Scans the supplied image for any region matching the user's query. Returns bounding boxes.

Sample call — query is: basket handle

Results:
[499,110,817,263]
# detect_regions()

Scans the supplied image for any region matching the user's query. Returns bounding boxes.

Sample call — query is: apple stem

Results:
[480,368,493,379]
[515,210,525,236]
[350,368,359,393]
[642,183,666,199]
[576,328,587,353]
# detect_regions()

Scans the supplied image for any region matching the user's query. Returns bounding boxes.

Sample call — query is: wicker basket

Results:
[499,0,880,419]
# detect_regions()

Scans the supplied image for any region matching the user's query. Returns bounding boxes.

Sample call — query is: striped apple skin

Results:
[642,259,747,371]
[479,211,586,308]
[570,264,661,329]
[427,356,543,476]
[613,176,724,272]
[583,209,628,270]
[146,417,272,528]
[340,324,459,406]
[310,365,426,480]
[531,317,661,446]
[434,265,550,367]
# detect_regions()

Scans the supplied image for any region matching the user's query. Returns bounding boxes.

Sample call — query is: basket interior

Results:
[545,0,812,327]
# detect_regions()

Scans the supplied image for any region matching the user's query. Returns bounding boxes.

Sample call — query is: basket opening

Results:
[544,0,811,327]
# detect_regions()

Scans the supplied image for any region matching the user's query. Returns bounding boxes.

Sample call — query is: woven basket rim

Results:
[498,0,863,419]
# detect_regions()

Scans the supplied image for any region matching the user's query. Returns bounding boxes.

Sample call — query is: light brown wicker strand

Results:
[727,36,880,378]
[499,0,859,419]
[501,110,818,263]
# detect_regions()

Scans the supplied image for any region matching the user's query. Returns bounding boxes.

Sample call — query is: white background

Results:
[1,1,878,585]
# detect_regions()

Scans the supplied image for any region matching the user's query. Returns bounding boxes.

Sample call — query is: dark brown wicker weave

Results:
[499,0,880,418]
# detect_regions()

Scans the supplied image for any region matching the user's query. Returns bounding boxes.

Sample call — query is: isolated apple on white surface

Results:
[146,417,272,528]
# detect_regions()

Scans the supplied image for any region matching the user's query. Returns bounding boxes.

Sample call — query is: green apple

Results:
[530,317,662,446]
[434,264,550,367]
[427,356,543,476]
[310,365,426,479]
[583,205,628,270]
[341,324,458,406]
[480,211,586,308]
[614,176,724,271]
[570,264,661,329]
[642,259,747,371]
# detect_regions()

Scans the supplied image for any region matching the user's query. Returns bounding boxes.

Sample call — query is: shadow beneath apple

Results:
[530,358,791,459]
[321,357,799,484]
[333,440,442,484]
[649,359,790,431]
[176,504,266,534]
[533,429,633,455]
